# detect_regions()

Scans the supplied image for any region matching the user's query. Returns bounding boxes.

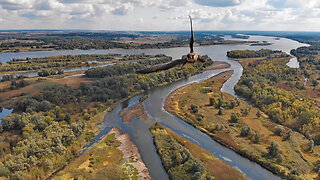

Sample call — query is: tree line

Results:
[227,49,282,58]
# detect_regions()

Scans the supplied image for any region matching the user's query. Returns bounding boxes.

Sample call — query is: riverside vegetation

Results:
[165,50,320,179]
[150,123,247,180]
[0,53,169,77]
[0,53,213,179]
[54,128,150,180]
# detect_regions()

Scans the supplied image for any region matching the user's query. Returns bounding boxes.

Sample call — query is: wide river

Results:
[0,36,308,179]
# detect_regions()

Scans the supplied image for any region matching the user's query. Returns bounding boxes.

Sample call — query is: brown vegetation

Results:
[119,102,152,123]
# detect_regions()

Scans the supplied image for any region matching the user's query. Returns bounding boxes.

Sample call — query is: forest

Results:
[149,123,247,180]
[227,49,283,58]
[0,31,253,53]
[235,56,320,144]
[0,54,158,75]
[84,55,172,78]
[165,65,320,179]
[0,54,213,179]
[150,123,210,180]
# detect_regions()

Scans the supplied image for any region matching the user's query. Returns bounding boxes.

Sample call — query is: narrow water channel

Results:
[0,35,308,179]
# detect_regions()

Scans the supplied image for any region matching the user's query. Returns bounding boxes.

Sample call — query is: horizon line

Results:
[0,29,320,33]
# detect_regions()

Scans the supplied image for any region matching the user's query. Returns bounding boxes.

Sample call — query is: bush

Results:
[196,113,204,121]
[256,111,261,118]
[82,113,91,121]
[274,125,285,136]
[240,126,251,137]
[42,159,53,172]
[267,141,281,158]
[230,113,240,123]
[191,104,199,114]
[0,164,10,177]
[277,154,284,163]
[308,140,314,152]
[217,107,224,115]
[240,107,251,116]
[209,97,216,106]
[253,132,261,144]
[283,130,292,141]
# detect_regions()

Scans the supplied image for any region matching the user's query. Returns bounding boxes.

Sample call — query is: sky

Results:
[0,0,319,31]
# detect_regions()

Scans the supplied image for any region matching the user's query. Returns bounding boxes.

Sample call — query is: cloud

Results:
[0,0,36,10]
[0,0,319,31]
[194,0,243,7]
[111,3,133,15]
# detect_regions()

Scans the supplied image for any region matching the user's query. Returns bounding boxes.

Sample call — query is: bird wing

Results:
[136,59,186,74]
[189,15,194,53]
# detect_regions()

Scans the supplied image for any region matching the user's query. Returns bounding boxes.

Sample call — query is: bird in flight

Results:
[183,15,204,65]
[136,15,204,74]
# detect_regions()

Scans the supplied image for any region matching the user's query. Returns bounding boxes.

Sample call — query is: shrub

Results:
[230,113,240,123]
[313,134,320,145]
[217,107,224,115]
[196,113,204,121]
[267,141,281,158]
[253,132,261,144]
[274,125,285,136]
[82,113,91,121]
[283,130,293,141]
[240,107,251,116]
[0,164,10,177]
[256,111,261,118]
[240,126,251,137]
[209,97,216,106]
[308,140,314,152]
[191,104,199,114]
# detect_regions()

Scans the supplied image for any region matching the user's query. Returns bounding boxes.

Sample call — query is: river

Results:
[0,36,308,179]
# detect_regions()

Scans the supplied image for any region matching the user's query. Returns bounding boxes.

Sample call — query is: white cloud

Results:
[0,0,319,31]
[112,3,133,15]
[194,0,243,7]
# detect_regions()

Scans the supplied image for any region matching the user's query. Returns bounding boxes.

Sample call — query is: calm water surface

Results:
[0,36,308,180]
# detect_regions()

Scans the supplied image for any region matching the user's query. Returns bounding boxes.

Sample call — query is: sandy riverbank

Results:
[110,128,151,180]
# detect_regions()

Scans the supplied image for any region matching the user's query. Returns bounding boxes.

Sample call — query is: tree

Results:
[0,163,10,177]
[230,113,240,123]
[267,141,281,158]
[42,159,53,172]
[308,140,314,152]
[253,132,261,144]
[209,97,216,106]
[241,107,251,116]
[274,125,285,136]
[196,113,204,121]
[311,79,319,87]
[82,113,90,121]
[240,126,251,137]
[217,107,224,115]
[256,110,261,118]
[191,104,198,114]
[313,134,320,145]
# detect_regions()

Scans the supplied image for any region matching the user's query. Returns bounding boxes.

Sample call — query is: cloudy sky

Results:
[0,0,319,31]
